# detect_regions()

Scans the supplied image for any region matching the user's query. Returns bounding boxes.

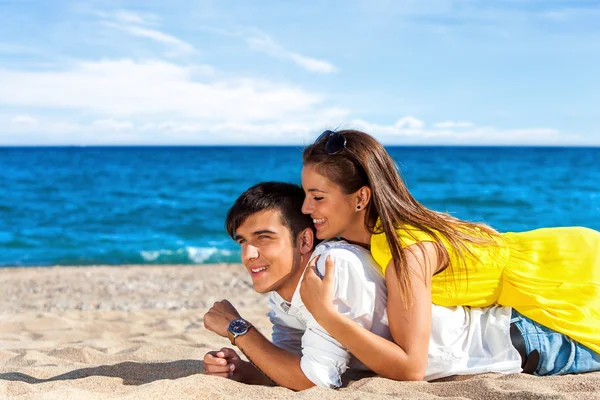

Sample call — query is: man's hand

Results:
[204,299,242,337]
[203,347,248,382]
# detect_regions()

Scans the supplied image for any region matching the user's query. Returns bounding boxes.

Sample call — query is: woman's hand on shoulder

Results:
[300,254,336,322]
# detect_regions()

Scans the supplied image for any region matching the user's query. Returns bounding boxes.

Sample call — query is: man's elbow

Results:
[280,368,317,391]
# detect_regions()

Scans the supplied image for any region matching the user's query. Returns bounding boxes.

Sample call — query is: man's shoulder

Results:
[312,240,379,272]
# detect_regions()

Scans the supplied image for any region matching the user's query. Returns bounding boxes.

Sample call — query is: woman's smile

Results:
[312,217,327,229]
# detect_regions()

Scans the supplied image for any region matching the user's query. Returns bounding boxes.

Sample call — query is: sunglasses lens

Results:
[325,132,346,154]
[314,130,334,145]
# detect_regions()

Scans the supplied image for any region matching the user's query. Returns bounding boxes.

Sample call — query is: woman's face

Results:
[301,164,360,240]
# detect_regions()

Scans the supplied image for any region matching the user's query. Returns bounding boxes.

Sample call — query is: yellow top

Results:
[371,224,600,355]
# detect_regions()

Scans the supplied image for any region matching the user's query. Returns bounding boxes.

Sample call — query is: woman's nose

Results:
[301,198,313,214]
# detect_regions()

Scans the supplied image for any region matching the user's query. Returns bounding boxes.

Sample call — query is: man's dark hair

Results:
[225,181,315,242]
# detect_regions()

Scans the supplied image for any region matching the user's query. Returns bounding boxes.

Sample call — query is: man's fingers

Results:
[204,352,228,366]
[219,347,239,360]
[204,363,232,374]
[222,299,233,307]
[323,254,336,282]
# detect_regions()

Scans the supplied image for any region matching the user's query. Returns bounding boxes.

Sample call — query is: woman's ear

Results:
[356,186,372,210]
[298,227,314,255]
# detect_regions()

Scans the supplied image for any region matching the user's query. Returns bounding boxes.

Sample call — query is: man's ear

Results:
[297,227,314,255]
[356,186,372,210]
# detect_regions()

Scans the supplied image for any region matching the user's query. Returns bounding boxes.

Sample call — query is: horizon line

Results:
[1,144,599,149]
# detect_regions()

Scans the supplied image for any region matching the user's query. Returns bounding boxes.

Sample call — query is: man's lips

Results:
[249,265,268,275]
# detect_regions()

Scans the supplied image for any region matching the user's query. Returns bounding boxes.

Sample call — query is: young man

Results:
[203,182,522,389]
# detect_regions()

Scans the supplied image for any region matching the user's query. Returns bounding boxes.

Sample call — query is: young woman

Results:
[299,129,600,380]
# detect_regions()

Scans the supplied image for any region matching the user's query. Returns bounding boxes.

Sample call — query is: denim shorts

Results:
[511,309,600,375]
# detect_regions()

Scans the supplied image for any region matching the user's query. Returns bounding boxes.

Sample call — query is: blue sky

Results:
[1,0,599,145]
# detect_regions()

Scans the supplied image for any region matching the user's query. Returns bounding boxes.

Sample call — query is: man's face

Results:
[234,209,304,298]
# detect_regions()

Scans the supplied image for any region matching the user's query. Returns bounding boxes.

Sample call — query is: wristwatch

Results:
[227,318,253,346]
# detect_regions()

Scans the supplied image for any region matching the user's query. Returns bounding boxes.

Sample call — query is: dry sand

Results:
[1,265,599,399]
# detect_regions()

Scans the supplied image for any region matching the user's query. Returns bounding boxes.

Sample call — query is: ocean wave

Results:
[140,246,235,264]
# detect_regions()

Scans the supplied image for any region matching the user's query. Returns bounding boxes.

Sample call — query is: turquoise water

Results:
[1,146,598,266]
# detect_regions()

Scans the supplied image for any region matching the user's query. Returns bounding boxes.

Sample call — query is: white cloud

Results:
[103,22,197,56]
[91,119,134,130]
[348,118,578,146]
[1,110,582,146]
[0,115,346,145]
[395,116,425,129]
[0,54,352,145]
[0,59,330,122]
[98,9,195,57]
[288,54,337,74]
[246,34,337,74]
[0,57,579,146]
[434,121,475,128]
[113,10,148,25]
[11,115,38,125]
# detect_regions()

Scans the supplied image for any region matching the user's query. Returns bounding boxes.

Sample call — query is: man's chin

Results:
[251,281,272,294]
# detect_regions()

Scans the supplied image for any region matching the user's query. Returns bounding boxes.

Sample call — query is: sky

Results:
[0,0,599,146]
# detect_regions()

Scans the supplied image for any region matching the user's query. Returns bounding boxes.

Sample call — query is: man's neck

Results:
[275,253,311,302]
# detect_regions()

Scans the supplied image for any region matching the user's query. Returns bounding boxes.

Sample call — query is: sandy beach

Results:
[1,265,599,400]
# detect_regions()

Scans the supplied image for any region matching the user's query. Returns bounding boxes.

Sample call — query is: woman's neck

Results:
[339,227,372,250]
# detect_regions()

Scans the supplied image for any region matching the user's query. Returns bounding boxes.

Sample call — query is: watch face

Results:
[229,319,249,334]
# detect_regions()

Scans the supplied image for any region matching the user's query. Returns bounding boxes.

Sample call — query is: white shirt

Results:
[268,240,521,388]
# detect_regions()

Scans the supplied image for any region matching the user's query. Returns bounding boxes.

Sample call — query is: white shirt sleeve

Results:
[299,249,379,388]
[268,297,304,357]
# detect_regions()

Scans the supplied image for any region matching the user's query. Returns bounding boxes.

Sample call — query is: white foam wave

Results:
[186,246,232,263]
[140,246,233,263]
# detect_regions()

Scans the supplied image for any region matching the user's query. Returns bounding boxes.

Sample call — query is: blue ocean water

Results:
[0,146,598,266]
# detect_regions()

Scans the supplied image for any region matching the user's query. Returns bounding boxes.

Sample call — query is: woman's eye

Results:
[314,197,324,201]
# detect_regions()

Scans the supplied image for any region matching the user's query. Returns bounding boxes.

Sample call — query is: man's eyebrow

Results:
[252,229,277,236]
[234,229,278,240]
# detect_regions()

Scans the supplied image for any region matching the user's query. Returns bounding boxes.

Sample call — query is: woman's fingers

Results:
[307,254,320,271]
[323,254,336,283]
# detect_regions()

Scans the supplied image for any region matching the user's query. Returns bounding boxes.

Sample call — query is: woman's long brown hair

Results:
[303,130,501,304]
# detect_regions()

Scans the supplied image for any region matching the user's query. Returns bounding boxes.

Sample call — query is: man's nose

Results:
[241,243,259,262]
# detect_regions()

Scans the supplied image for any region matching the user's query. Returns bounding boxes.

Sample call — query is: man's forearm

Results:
[234,328,315,390]
[236,360,277,386]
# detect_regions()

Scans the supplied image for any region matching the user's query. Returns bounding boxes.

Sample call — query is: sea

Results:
[1,146,598,267]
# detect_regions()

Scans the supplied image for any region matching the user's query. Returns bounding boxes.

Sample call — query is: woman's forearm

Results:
[315,311,426,381]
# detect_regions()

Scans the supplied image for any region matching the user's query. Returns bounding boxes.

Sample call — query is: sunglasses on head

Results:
[314,130,347,155]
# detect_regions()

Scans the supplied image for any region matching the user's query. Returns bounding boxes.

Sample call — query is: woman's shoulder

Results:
[371,220,439,248]
[370,220,441,272]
